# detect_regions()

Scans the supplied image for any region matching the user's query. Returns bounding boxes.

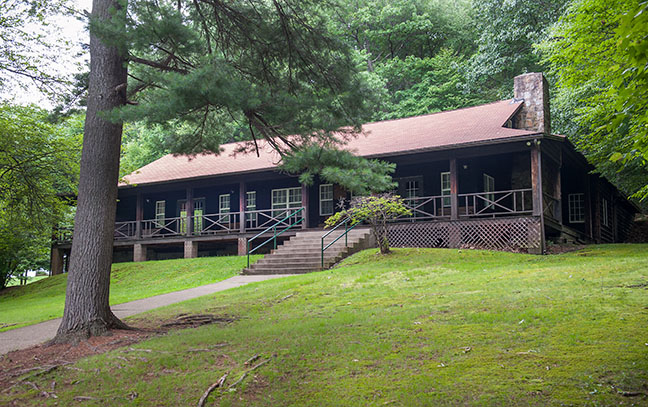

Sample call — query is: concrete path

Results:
[0,274,293,355]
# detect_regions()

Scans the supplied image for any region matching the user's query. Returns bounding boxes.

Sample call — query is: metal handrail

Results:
[320,217,362,269]
[246,207,305,268]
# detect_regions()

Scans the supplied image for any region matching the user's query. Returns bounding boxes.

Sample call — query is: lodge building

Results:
[50,73,637,273]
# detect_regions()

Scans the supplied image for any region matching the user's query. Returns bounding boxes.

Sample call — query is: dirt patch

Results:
[0,313,237,392]
[0,328,155,391]
[545,243,586,254]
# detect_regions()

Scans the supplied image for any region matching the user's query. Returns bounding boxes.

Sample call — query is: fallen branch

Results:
[197,372,228,407]
[229,358,271,390]
[73,396,97,401]
[278,294,293,303]
[244,354,260,366]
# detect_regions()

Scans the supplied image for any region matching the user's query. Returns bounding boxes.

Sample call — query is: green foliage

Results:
[541,0,648,202]
[280,144,396,195]
[112,0,378,156]
[463,0,567,98]
[376,49,487,119]
[0,0,74,98]
[0,104,80,289]
[326,193,411,253]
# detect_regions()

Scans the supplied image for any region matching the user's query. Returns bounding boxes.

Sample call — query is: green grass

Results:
[0,255,259,332]
[6,275,48,287]
[3,245,648,406]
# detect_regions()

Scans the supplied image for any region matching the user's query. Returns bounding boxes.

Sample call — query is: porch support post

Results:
[134,243,147,262]
[238,237,247,256]
[450,158,458,220]
[239,181,246,233]
[554,149,563,224]
[186,187,194,236]
[531,145,543,216]
[135,192,143,239]
[530,144,546,253]
[50,247,64,275]
[184,240,198,258]
[301,183,309,229]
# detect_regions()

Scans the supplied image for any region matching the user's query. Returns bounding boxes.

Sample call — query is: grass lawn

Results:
[5,275,48,288]
[0,255,259,332]
[3,245,648,405]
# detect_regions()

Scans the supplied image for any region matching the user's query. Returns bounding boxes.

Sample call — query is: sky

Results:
[2,0,92,108]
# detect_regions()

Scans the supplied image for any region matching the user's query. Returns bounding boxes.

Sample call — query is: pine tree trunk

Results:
[52,0,129,343]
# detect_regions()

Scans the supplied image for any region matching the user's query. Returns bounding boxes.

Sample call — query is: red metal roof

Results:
[121,99,537,187]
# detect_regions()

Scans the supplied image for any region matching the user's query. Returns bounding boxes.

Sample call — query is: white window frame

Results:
[483,173,495,209]
[272,187,302,218]
[246,191,257,224]
[155,200,165,227]
[441,172,450,207]
[568,193,585,223]
[319,184,334,216]
[602,198,609,227]
[219,194,231,223]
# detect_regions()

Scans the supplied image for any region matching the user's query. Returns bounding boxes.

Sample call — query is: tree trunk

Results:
[52,0,129,343]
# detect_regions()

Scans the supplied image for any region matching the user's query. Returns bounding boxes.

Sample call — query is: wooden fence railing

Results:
[54,189,544,244]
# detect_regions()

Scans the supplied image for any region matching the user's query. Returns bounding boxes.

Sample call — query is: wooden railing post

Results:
[450,158,458,221]
[136,192,143,239]
[239,181,246,233]
[187,187,194,236]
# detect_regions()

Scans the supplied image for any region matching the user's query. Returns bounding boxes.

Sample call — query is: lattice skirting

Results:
[387,216,542,253]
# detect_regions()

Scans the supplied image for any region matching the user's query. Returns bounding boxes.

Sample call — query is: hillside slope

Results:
[3,245,647,405]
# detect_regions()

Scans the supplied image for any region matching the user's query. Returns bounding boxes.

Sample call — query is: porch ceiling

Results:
[120,99,538,188]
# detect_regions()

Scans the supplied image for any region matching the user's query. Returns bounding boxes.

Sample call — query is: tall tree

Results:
[540,0,648,203]
[53,0,129,342]
[54,0,382,341]
[0,104,79,289]
[463,0,567,98]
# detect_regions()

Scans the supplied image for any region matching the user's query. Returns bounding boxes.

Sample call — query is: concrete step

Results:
[241,227,373,275]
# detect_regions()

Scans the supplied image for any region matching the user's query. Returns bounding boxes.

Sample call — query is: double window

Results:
[568,193,585,223]
[177,198,205,234]
[319,184,334,216]
[272,187,302,218]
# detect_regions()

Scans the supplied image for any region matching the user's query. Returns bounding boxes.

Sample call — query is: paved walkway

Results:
[0,274,292,355]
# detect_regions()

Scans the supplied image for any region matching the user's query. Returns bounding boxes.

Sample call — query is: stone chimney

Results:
[512,72,550,135]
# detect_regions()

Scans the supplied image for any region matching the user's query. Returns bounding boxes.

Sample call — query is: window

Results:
[272,187,302,218]
[178,200,188,234]
[246,191,257,225]
[406,179,420,200]
[441,172,450,207]
[320,184,334,216]
[193,198,205,233]
[568,193,585,223]
[155,200,165,227]
[602,198,609,227]
[483,173,495,209]
[219,194,230,223]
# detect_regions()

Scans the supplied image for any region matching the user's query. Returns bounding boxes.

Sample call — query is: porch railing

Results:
[458,188,532,218]
[54,188,541,244]
[543,193,561,223]
[398,195,451,220]
[114,221,137,240]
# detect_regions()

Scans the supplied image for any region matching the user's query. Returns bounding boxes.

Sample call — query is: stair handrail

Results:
[320,217,362,269]
[247,207,305,268]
